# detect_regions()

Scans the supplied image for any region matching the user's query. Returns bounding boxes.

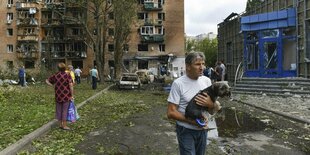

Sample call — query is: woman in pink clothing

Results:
[46,63,74,130]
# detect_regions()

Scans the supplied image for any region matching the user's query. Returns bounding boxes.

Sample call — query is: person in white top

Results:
[167,51,215,155]
[74,67,82,84]
[220,60,226,81]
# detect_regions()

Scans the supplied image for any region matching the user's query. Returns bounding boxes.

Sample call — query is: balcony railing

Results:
[144,2,163,11]
[16,18,39,26]
[17,35,39,41]
[144,19,163,25]
[16,2,40,9]
[17,52,39,59]
[141,34,164,43]
[46,51,87,59]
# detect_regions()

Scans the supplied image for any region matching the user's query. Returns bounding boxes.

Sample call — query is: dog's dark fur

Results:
[185,82,231,121]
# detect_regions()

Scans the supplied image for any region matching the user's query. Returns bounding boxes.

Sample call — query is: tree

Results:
[112,0,137,79]
[49,0,112,83]
[83,0,112,83]
[196,38,218,67]
[246,0,262,12]
[185,38,196,53]
[185,37,218,67]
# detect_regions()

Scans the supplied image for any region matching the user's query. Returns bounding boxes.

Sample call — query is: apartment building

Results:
[112,0,185,78]
[0,0,185,78]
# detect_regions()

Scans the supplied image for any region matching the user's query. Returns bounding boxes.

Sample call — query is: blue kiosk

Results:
[241,8,297,78]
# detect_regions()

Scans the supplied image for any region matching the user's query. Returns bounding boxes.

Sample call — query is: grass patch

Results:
[18,90,168,154]
[0,81,109,150]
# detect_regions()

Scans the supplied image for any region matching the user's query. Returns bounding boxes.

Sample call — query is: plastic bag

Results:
[67,100,80,122]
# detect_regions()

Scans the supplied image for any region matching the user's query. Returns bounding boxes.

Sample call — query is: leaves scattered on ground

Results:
[18,89,167,155]
[0,82,108,150]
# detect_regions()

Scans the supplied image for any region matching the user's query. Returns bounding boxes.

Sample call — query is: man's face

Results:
[186,58,205,79]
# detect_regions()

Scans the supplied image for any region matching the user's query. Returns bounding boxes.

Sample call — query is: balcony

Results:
[17,51,39,59]
[17,35,39,41]
[66,51,87,59]
[16,2,40,10]
[6,20,13,24]
[144,2,163,11]
[7,4,12,8]
[144,19,163,26]
[16,18,39,26]
[141,34,164,43]
[48,51,87,59]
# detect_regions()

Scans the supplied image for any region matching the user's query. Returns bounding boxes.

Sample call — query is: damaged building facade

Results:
[218,0,309,80]
[0,0,185,78]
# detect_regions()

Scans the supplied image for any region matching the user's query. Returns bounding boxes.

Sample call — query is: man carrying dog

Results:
[167,51,215,155]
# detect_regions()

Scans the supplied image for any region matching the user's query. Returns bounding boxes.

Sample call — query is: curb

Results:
[0,84,114,155]
[233,99,310,124]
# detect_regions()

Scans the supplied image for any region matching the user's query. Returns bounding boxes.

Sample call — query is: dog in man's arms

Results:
[185,81,231,126]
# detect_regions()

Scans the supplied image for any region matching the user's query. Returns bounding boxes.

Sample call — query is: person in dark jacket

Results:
[18,66,26,87]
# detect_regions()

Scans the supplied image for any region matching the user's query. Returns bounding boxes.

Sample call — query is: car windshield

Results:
[122,76,138,81]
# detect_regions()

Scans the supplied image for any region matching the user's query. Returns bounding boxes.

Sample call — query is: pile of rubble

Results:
[233,93,310,121]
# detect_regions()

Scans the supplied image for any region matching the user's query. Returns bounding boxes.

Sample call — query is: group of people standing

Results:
[204,60,226,82]
[63,64,99,90]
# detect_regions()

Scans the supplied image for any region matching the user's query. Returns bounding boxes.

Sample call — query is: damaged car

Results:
[118,73,141,89]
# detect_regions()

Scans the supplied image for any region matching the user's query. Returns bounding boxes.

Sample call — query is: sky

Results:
[185,0,248,36]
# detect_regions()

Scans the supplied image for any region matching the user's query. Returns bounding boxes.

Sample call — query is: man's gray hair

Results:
[185,51,206,64]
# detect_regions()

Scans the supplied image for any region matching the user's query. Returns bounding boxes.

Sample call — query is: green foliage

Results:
[0,82,108,151]
[185,38,218,67]
[0,66,18,80]
[34,66,55,82]
[113,0,137,79]
[185,39,196,52]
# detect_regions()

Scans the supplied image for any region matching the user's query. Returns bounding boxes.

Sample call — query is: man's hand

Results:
[194,92,214,109]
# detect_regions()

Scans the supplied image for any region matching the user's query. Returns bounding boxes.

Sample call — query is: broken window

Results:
[108,12,114,20]
[6,61,13,69]
[138,60,148,69]
[261,29,279,38]
[159,44,165,52]
[123,44,129,52]
[7,13,13,23]
[137,12,148,20]
[8,0,13,5]
[7,44,13,53]
[7,29,13,36]
[141,26,154,35]
[246,43,259,70]
[72,60,83,69]
[158,13,165,21]
[138,44,148,51]
[25,60,35,69]
[263,42,277,69]
[108,28,114,36]
[108,44,114,52]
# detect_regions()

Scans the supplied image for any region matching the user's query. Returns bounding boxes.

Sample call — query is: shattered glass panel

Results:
[263,42,277,69]
[262,29,279,38]
[246,43,259,70]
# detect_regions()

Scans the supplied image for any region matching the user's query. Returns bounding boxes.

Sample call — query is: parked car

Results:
[118,73,141,89]
[135,69,155,84]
